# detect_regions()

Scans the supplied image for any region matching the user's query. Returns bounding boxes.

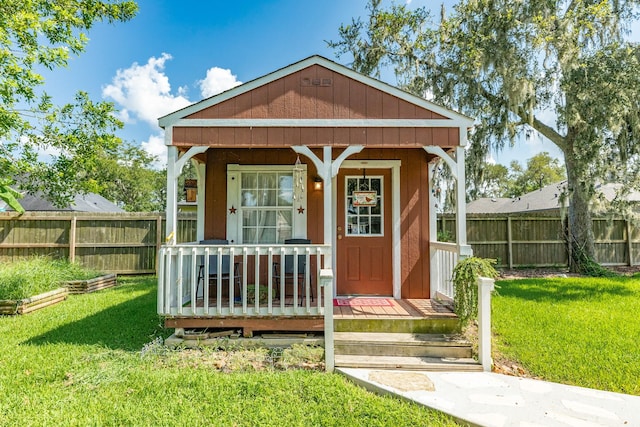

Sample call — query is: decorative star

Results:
[229,205,237,214]
[297,206,305,214]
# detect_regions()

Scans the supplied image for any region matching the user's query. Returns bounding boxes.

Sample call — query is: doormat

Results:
[333,298,393,307]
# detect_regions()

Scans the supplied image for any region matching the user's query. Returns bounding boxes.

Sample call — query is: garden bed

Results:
[0,287,68,315]
[64,273,118,294]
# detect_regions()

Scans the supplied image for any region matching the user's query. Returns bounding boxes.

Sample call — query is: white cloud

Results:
[141,133,167,169]
[198,67,242,98]
[102,53,192,127]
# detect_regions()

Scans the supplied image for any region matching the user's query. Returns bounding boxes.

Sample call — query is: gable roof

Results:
[159,55,474,128]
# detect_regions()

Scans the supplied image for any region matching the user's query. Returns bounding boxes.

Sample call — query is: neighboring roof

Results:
[0,192,125,213]
[468,181,640,214]
[158,55,475,129]
[596,183,640,203]
[467,182,568,214]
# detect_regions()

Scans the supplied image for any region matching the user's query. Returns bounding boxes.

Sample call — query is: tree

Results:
[0,0,138,211]
[92,142,166,212]
[330,0,640,273]
[468,162,509,201]
[507,152,566,198]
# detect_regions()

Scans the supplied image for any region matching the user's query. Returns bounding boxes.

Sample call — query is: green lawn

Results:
[0,276,456,426]
[492,275,640,395]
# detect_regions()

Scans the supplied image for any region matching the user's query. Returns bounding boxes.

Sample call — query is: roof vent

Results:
[301,77,333,86]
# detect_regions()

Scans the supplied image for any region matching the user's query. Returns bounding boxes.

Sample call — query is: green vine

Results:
[452,257,499,325]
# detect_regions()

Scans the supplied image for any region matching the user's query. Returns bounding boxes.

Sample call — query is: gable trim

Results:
[170,118,469,128]
[158,56,474,128]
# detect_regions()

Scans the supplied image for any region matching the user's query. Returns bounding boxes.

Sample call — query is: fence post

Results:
[155,216,163,275]
[478,276,495,372]
[320,268,334,372]
[507,217,513,269]
[69,216,77,263]
[627,219,634,266]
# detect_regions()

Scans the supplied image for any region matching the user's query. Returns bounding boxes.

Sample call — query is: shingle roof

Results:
[1,192,124,213]
[467,182,568,214]
[467,181,640,214]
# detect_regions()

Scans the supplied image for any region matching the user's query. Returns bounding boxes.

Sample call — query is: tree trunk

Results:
[563,139,596,273]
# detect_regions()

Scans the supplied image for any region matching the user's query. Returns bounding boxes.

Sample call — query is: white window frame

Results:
[226,164,307,244]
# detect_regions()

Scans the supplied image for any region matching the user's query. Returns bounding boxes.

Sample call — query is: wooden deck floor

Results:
[187,297,455,320]
[333,299,456,320]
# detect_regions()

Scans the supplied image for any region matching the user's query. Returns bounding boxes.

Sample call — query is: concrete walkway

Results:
[337,368,640,427]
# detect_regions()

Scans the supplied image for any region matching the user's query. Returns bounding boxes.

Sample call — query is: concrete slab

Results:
[337,368,640,427]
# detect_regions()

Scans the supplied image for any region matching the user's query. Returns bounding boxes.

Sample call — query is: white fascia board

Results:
[168,118,469,128]
[158,55,474,128]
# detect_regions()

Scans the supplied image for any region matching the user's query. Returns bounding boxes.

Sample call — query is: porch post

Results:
[428,162,438,299]
[455,146,472,257]
[320,268,335,372]
[478,276,495,371]
[456,147,467,251]
[165,130,178,245]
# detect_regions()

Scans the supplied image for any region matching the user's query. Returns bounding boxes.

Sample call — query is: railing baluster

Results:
[203,247,210,314]
[253,246,260,312]
[268,248,274,314]
[305,247,311,313]
[176,248,184,315]
[293,246,298,310]
[190,247,197,313]
[279,246,285,311]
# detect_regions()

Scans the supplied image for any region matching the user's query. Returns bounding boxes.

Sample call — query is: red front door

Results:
[336,169,392,296]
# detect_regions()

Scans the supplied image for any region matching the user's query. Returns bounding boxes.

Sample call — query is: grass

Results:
[0,257,103,300]
[0,276,457,426]
[492,275,640,395]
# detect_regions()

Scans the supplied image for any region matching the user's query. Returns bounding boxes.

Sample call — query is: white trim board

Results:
[168,118,467,128]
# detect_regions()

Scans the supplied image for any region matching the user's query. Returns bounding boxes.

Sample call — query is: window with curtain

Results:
[240,172,294,244]
[227,164,306,244]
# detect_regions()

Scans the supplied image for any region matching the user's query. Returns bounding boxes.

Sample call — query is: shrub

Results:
[452,257,499,325]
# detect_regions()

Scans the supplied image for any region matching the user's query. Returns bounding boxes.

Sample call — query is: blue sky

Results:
[39,0,607,168]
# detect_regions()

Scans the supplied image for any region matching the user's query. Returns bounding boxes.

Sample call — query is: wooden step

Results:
[334,354,483,372]
[334,332,472,358]
[334,317,461,334]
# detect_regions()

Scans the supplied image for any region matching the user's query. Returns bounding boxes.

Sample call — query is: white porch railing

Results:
[157,243,331,317]
[430,241,460,299]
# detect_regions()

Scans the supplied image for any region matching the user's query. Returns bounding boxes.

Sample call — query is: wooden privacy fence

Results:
[439,214,640,268]
[0,212,196,274]
[1,211,637,273]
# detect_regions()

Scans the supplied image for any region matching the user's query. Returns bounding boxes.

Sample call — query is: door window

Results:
[345,175,383,236]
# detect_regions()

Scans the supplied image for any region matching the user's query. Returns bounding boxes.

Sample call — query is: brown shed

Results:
[157,55,474,343]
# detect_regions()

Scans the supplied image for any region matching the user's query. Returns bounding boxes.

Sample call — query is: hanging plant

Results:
[452,257,499,325]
